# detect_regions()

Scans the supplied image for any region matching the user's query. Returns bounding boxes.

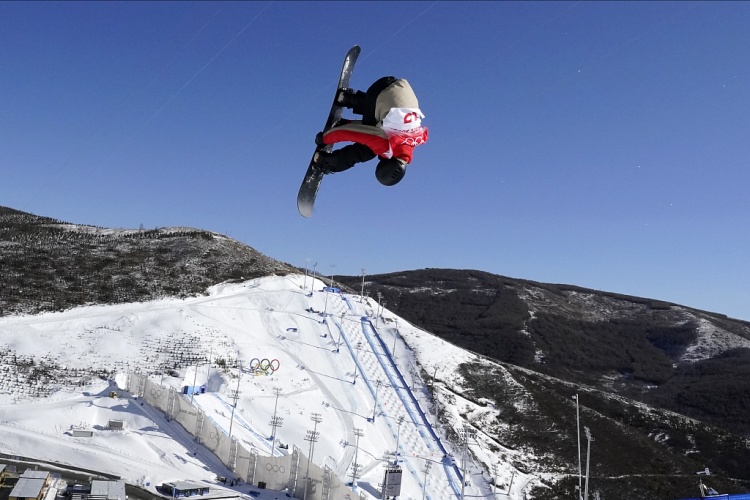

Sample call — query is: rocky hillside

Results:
[0,206,297,315]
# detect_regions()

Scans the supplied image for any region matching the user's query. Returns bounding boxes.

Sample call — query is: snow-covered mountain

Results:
[3,207,750,500]
[0,275,531,500]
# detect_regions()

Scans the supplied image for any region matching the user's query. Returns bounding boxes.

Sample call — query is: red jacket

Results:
[322,79,428,164]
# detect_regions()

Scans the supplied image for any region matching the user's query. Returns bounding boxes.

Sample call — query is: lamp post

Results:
[228,370,242,443]
[269,387,283,457]
[422,459,432,500]
[584,426,594,500]
[432,365,440,427]
[311,262,318,294]
[304,258,310,290]
[360,269,366,303]
[376,292,382,326]
[491,464,498,498]
[391,329,398,359]
[353,342,362,384]
[372,380,382,421]
[190,362,202,405]
[574,394,582,500]
[351,428,364,487]
[460,426,476,500]
[336,312,345,353]
[394,416,405,461]
[303,413,322,500]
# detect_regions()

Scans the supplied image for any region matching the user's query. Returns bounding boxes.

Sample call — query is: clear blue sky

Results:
[2,2,749,321]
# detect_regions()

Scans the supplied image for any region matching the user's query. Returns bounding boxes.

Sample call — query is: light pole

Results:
[491,464,498,498]
[311,262,318,294]
[376,292,382,326]
[360,269,366,303]
[303,413,322,500]
[584,426,594,500]
[431,365,441,427]
[352,342,362,384]
[160,350,167,386]
[304,258,310,290]
[190,362,202,405]
[460,426,476,500]
[574,394,582,500]
[422,459,432,500]
[391,329,398,359]
[269,387,283,457]
[394,415,405,461]
[351,428,364,487]
[228,369,242,443]
[330,264,336,287]
[372,380,382,421]
[336,312,345,353]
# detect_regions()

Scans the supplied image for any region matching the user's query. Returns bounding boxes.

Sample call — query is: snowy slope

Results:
[0,275,534,499]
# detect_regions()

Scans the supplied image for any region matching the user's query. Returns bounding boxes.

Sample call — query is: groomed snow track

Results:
[326,293,463,500]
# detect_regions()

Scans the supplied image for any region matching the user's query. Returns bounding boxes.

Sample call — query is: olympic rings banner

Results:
[249,358,280,376]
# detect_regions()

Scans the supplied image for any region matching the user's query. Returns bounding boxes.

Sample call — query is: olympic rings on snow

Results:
[249,358,281,376]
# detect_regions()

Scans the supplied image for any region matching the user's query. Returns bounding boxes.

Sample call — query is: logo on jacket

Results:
[382,107,425,132]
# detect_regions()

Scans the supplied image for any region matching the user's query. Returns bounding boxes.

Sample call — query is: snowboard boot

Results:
[335,88,359,109]
[312,150,336,174]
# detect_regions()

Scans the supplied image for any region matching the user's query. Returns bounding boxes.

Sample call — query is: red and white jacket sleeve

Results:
[321,107,428,164]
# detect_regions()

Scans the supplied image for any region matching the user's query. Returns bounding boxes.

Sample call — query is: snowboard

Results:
[297,45,361,218]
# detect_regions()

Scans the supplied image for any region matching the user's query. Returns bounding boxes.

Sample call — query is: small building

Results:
[160,481,209,497]
[21,471,50,481]
[90,480,127,500]
[10,478,46,500]
[107,420,124,431]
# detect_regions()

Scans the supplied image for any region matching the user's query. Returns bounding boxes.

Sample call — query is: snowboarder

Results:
[313,76,428,186]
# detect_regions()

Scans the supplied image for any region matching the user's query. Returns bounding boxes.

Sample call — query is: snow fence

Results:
[125,373,362,500]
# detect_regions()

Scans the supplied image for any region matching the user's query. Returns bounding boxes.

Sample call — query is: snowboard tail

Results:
[297,45,361,218]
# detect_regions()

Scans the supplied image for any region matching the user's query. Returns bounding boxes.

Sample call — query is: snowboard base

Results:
[297,45,361,217]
